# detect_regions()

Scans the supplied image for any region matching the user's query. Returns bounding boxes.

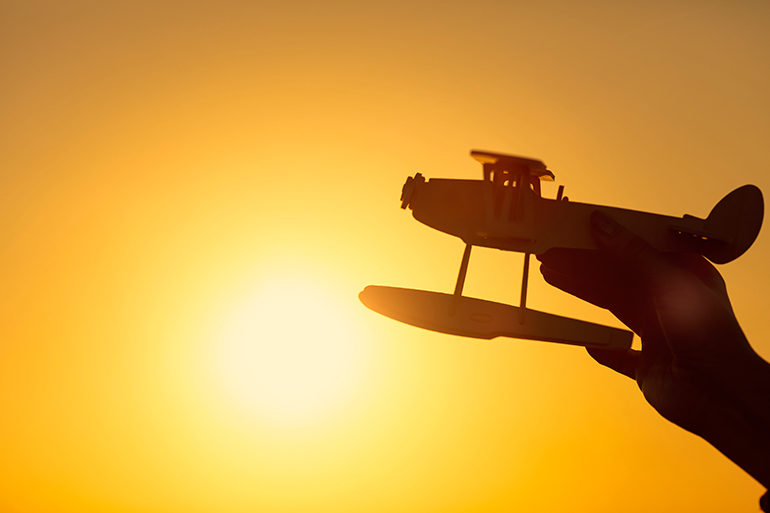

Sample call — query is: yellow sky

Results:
[2,1,770,512]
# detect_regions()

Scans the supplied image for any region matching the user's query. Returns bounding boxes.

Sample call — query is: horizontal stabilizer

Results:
[359,286,632,351]
[668,221,732,244]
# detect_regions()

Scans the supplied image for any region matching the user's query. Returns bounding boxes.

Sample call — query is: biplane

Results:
[359,150,764,350]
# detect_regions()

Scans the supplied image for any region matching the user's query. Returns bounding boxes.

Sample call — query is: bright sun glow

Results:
[211,274,364,426]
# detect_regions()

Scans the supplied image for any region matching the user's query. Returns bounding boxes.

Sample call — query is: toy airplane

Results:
[359,150,764,350]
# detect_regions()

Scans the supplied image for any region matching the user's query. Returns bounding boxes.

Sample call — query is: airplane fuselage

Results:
[402,174,761,263]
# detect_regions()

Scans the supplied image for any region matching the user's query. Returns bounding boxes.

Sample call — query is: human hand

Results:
[537,211,770,487]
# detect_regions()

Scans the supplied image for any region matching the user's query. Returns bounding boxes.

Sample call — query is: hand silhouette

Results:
[537,211,770,494]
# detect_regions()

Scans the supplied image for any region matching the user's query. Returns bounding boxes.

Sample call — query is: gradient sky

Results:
[2,1,770,512]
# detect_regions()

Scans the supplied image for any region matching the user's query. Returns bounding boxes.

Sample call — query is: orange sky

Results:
[2,1,770,512]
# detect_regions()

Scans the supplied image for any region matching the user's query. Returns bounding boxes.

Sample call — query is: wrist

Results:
[695,351,770,487]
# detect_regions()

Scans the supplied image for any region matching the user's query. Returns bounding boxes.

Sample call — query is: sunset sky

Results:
[2,1,770,512]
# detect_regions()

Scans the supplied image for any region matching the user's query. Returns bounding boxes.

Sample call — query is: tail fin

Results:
[702,185,763,264]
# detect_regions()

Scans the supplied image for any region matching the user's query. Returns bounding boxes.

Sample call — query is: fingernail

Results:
[591,210,620,236]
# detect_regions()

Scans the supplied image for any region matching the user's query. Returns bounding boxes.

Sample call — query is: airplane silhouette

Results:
[360,150,763,350]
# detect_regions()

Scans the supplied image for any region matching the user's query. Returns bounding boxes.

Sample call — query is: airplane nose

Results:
[400,173,425,209]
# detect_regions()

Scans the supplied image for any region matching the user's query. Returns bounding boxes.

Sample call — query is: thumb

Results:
[589,210,674,295]
[586,346,640,380]
[590,210,735,357]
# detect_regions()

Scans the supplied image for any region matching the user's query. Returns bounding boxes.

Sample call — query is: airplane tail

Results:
[701,185,763,264]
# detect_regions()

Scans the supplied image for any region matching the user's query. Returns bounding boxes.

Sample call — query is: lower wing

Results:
[359,285,632,351]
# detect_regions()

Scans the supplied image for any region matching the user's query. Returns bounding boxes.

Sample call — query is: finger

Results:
[537,248,631,311]
[586,347,640,380]
[590,210,679,296]
[537,248,610,276]
[539,262,613,310]
[539,257,647,335]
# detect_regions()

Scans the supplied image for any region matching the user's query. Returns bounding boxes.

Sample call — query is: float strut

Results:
[519,253,531,324]
[450,244,472,316]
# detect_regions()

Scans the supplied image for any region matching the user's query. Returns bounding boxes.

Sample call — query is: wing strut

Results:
[450,243,472,316]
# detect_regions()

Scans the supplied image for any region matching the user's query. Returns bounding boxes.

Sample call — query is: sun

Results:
[211,274,364,426]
